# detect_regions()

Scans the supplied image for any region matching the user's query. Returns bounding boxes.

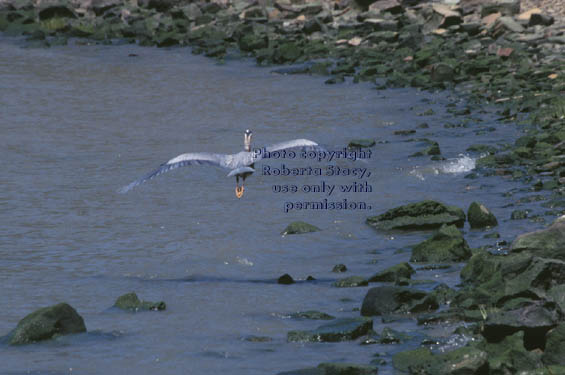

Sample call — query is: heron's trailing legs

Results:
[235,176,244,198]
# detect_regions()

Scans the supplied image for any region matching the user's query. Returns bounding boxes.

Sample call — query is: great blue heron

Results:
[119,129,323,198]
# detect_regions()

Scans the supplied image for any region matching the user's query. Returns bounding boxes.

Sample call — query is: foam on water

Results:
[438,154,476,174]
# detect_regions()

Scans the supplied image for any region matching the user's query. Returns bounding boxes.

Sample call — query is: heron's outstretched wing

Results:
[254,139,325,162]
[118,152,233,193]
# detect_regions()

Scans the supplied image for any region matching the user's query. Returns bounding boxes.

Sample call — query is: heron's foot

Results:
[235,186,244,198]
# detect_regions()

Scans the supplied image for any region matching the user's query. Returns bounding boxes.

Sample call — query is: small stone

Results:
[281,221,320,235]
[332,264,347,273]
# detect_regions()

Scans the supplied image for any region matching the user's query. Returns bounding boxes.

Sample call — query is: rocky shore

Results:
[1,0,563,373]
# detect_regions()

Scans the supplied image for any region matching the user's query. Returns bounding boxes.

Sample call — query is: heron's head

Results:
[244,129,252,151]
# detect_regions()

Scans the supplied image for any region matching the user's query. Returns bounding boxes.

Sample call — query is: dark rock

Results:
[274,42,302,64]
[348,139,376,148]
[334,276,369,288]
[278,363,378,375]
[366,200,465,231]
[369,262,415,282]
[282,221,320,235]
[529,13,554,27]
[332,264,348,273]
[317,363,378,375]
[290,311,335,320]
[468,201,498,228]
[287,317,373,342]
[38,0,77,21]
[238,33,268,52]
[361,286,438,316]
[392,347,435,373]
[430,63,454,82]
[114,292,166,311]
[8,303,86,345]
[482,302,561,349]
[378,327,410,343]
[244,335,272,342]
[410,224,472,263]
[278,273,295,285]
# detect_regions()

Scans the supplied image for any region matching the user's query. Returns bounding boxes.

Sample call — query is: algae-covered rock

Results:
[369,262,415,282]
[361,286,438,316]
[282,221,320,235]
[479,331,543,373]
[392,347,435,373]
[366,200,465,230]
[467,201,498,228]
[8,303,86,345]
[290,311,335,320]
[393,345,488,374]
[511,216,565,260]
[333,276,369,288]
[410,224,472,263]
[542,324,565,365]
[114,292,166,311]
[287,317,372,342]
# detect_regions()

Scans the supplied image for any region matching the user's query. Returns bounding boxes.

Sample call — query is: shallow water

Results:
[0,37,555,374]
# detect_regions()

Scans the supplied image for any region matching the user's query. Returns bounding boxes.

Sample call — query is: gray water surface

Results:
[0,38,551,375]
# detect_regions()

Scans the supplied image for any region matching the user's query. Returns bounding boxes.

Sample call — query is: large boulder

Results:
[511,216,565,260]
[37,0,77,20]
[361,286,438,316]
[366,200,465,231]
[287,317,373,342]
[467,201,498,228]
[8,303,86,345]
[410,224,472,263]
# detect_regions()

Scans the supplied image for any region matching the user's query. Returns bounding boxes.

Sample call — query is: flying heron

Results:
[119,129,323,198]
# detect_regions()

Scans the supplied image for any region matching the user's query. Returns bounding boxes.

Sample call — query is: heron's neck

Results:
[244,141,251,152]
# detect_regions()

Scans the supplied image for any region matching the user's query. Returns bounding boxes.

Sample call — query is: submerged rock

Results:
[467,201,498,228]
[361,286,438,316]
[278,362,378,375]
[281,221,320,235]
[369,262,415,282]
[332,264,347,273]
[333,276,369,288]
[366,200,465,231]
[8,303,86,345]
[348,139,376,148]
[290,311,335,320]
[410,224,472,263]
[114,292,166,311]
[287,317,372,342]
[278,273,295,284]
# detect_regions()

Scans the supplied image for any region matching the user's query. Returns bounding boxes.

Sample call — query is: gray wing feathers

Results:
[266,139,321,153]
[118,152,231,193]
